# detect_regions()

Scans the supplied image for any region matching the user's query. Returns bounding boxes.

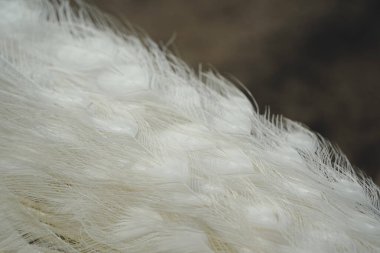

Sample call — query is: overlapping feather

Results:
[0,0,379,252]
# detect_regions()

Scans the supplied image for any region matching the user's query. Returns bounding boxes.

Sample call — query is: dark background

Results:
[92,0,380,184]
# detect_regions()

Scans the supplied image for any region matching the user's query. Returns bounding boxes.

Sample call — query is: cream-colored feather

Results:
[0,0,379,252]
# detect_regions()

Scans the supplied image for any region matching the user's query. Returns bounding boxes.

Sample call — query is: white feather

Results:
[0,0,379,252]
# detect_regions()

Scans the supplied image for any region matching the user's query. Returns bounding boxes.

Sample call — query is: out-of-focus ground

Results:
[92,0,380,185]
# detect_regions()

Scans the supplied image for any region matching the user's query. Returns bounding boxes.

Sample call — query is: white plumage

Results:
[0,0,379,252]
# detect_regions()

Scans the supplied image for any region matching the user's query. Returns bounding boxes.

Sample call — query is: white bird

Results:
[0,0,379,252]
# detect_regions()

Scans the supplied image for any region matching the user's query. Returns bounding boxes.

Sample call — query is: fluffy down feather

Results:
[0,0,379,252]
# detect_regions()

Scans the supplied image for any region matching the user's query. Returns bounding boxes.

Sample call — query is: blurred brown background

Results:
[91,0,380,184]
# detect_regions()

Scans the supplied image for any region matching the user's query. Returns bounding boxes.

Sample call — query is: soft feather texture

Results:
[0,0,379,252]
